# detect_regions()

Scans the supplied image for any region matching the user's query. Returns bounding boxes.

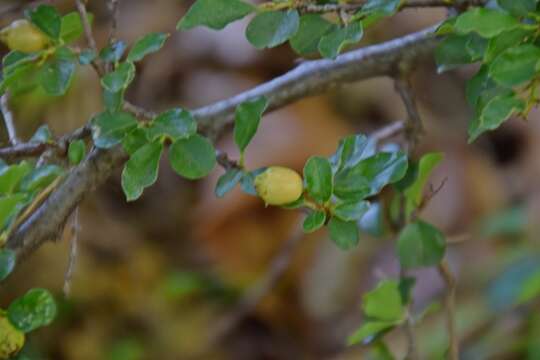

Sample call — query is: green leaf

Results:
[122,128,149,155]
[148,109,197,141]
[319,22,363,59]
[484,28,532,63]
[403,152,444,214]
[454,8,520,38]
[99,41,127,63]
[0,194,28,230]
[60,11,93,43]
[246,10,300,49]
[215,168,243,198]
[497,0,537,17]
[30,125,53,144]
[330,134,375,173]
[39,50,76,96]
[397,220,446,268]
[121,141,163,201]
[26,4,61,40]
[489,44,540,87]
[101,62,136,93]
[178,0,254,30]
[328,217,359,250]
[68,140,86,165]
[240,168,266,195]
[0,249,16,281]
[127,32,169,62]
[333,200,370,222]
[0,162,33,195]
[363,280,405,321]
[79,49,96,65]
[234,97,268,153]
[468,93,525,142]
[7,288,57,333]
[347,320,397,346]
[102,88,124,111]
[362,0,402,16]
[303,156,332,203]
[91,111,138,149]
[169,134,216,180]
[289,14,335,55]
[303,210,326,233]
[20,165,64,192]
[334,152,408,201]
[435,34,478,73]
[466,65,495,107]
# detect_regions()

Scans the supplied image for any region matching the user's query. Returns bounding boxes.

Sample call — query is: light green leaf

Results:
[484,28,532,63]
[101,61,136,93]
[397,220,446,268]
[328,217,359,250]
[363,280,405,321]
[454,8,520,38]
[246,10,300,49]
[303,156,332,203]
[26,4,61,40]
[333,200,370,222]
[8,288,57,333]
[403,152,444,214]
[121,141,163,201]
[127,32,169,62]
[234,97,268,153]
[91,111,138,149]
[79,49,96,65]
[330,134,375,173]
[122,128,149,155]
[20,165,64,192]
[347,320,397,346]
[489,44,540,87]
[497,0,537,17]
[319,22,363,59]
[0,249,16,281]
[303,210,326,233]
[99,41,127,63]
[0,194,28,230]
[39,52,76,96]
[60,11,94,43]
[0,162,32,195]
[362,0,402,16]
[169,134,216,180]
[215,168,243,198]
[68,140,86,165]
[289,14,335,55]
[178,0,254,30]
[147,108,197,141]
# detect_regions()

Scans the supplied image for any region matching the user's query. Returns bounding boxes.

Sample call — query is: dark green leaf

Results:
[0,194,28,230]
[60,11,93,43]
[303,156,332,203]
[303,210,326,233]
[99,41,127,63]
[127,32,169,62]
[169,134,216,180]
[328,217,359,250]
[240,168,266,195]
[289,14,335,55]
[8,288,57,333]
[102,88,124,111]
[397,220,446,268]
[26,5,61,40]
[215,168,243,198]
[0,162,33,195]
[178,0,254,30]
[362,0,401,16]
[435,34,477,73]
[91,111,138,148]
[0,249,16,281]
[68,140,86,165]
[101,61,136,93]
[363,280,405,321]
[20,165,64,192]
[122,127,149,155]
[121,141,163,201]
[39,53,76,96]
[148,108,197,141]
[333,200,370,222]
[246,10,300,49]
[497,0,537,17]
[79,49,96,65]
[30,125,53,144]
[319,22,363,59]
[330,134,375,173]
[489,44,540,87]
[484,28,532,63]
[347,320,396,346]
[454,8,520,38]
[234,97,268,153]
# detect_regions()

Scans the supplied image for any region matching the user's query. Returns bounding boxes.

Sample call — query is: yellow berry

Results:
[0,314,25,359]
[254,166,303,206]
[0,20,49,53]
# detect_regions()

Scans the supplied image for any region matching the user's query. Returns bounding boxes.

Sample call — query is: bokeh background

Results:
[1,1,540,359]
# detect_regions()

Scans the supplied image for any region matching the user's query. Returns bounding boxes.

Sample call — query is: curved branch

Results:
[6,25,439,260]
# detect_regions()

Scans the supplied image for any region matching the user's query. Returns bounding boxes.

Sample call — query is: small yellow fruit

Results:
[0,314,25,359]
[254,166,303,206]
[0,19,49,53]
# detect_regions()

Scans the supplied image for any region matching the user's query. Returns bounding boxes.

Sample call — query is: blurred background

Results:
[1,0,540,359]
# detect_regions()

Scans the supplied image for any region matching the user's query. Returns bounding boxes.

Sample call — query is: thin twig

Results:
[438,260,458,360]
[75,0,104,76]
[1,93,19,146]
[108,0,120,43]
[209,220,304,344]
[63,207,80,297]
[395,76,423,155]
[371,121,405,145]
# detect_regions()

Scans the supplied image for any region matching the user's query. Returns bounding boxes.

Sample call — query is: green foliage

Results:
[127,32,169,62]
[60,11,93,43]
[7,288,56,333]
[20,165,64,192]
[319,23,363,59]
[303,156,333,203]
[246,10,300,49]
[169,134,216,180]
[25,5,61,40]
[328,217,359,250]
[147,109,197,141]
[91,111,138,149]
[333,200,370,222]
[68,140,86,165]
[215,168,243,198]
[289,14,334,55]
[99,41,127,63]
[0,249,16,281]
[121,141,163,201]
[303,210,326,233]
[101,62,136,93]
[177,0,254,30]
[397,220,446,268]
[233,97,268,156]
